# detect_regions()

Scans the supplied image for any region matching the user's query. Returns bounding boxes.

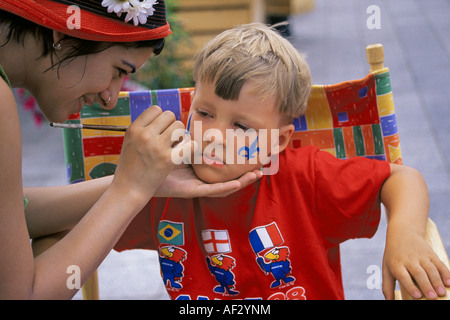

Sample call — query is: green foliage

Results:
[131,1,194,89]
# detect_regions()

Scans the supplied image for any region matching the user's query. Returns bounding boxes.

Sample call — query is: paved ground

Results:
[19,0,449,300]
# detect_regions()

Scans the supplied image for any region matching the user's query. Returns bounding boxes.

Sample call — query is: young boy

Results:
[115,23,450,300]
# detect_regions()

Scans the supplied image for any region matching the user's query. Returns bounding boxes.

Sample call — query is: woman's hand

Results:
[155,164,263,198]
[110,106,192,205]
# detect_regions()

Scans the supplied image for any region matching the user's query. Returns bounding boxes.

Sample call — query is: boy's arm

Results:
[380,163,450,300]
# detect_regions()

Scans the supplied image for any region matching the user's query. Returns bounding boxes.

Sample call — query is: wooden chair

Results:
[61,43,449,300]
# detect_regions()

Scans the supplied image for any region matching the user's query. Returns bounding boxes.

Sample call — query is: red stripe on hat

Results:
[0,0,171,42]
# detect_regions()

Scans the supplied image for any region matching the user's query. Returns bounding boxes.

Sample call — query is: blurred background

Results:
[19,0,449,300]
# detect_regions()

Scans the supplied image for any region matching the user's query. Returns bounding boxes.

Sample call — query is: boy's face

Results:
[188,80,294,183]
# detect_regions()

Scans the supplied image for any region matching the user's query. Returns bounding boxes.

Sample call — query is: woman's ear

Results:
[52,30,66,46]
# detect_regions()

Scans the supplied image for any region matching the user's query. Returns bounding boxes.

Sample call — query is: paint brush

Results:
[50,122,128,132]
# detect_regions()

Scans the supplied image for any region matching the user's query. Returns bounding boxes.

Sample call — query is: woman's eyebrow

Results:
[121,60,136,73]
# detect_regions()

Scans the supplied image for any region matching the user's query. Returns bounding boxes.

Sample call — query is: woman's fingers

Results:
[113,106,184,200]
[131,105,162,127]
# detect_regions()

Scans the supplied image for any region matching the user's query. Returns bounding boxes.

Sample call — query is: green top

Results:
[0,64,11,87]
[0,65,28,209]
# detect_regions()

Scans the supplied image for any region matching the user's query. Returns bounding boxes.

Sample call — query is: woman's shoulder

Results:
[0,74,15,109]
[0,70,21,136]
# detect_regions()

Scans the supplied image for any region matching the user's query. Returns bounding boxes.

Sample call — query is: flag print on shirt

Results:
[202,229,231,254]
[249,223,297,290]
[249,222,284,253]
[158,220,184,246]
[157,220,186,290]
[202,229,239,296]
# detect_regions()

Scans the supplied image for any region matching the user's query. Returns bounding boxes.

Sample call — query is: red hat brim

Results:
[0,0,172,42]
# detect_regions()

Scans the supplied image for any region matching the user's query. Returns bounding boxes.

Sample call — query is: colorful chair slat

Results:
[290,68,402,164]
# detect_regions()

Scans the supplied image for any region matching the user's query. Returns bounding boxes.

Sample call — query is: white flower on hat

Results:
[101,0,158,26]
[125,0,158,26]
[101,0,130,14]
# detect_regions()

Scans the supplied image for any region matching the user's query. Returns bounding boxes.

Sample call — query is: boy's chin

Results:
[191,162,263,184]
[191,165,237,184]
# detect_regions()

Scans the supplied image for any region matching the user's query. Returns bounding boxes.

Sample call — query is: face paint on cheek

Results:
[185,113,193,135]
[238,136,260,161]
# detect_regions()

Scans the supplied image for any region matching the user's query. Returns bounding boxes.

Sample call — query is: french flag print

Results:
[249,222,284,254]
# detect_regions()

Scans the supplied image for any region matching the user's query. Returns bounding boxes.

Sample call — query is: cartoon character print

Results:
[249,222,298,290]
[205,254,239,295]
[159,246,187,290]
[256,247,295,288]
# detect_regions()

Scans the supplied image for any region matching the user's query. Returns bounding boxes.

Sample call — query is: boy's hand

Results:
[382,230,450,300]
[381,164,450,299]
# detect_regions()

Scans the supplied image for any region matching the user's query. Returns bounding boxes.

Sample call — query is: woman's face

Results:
[34,45,154,123]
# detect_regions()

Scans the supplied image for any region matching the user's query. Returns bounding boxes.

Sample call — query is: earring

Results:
[102,96,114,110]
[52,42,62,50]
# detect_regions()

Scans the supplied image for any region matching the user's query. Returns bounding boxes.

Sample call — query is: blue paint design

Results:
[185,113,193,135]
[238,136,260,160]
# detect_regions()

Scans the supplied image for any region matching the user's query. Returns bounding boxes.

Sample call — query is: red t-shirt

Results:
[115,146,391,300]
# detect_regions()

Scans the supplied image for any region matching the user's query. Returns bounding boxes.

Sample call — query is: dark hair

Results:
[0,10,165,73]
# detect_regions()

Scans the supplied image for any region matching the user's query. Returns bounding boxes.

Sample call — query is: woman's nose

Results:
[99,78,123,110]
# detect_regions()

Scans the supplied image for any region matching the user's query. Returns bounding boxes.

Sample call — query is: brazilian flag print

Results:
[157,221,184,246]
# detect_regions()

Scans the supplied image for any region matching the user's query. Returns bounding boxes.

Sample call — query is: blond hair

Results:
[193,23,312,120]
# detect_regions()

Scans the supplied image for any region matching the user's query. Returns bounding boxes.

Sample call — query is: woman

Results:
[0,0,260,299]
